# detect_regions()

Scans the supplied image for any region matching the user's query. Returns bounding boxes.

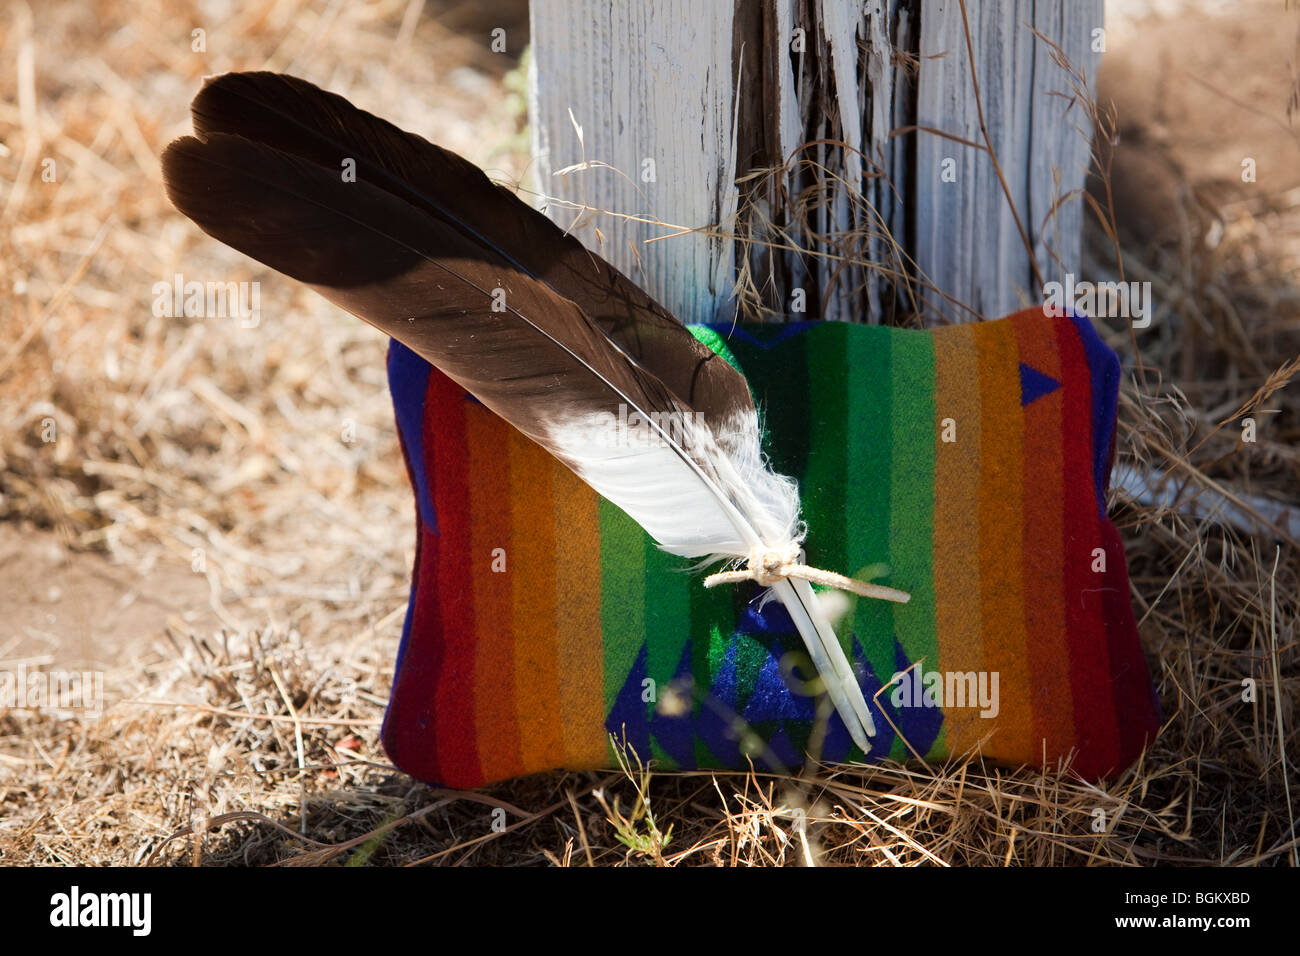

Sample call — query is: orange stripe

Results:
[1011,309,1076,763]
[973,320,1034,764]
[467,404,524,781]
[507,429,564,774]
[931,323,984,758]
[552,466,607,769]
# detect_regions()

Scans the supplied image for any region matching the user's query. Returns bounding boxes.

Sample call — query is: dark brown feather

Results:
[183,71,751,425]
[161,132,706,475]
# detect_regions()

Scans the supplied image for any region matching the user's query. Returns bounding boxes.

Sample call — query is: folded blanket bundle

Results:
[383,309,1162,787]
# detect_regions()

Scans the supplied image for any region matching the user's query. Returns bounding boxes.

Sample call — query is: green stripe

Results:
[802,324,850,584]
[844,325,895,694]
[889,330,941,757]
[644,536,691,767]
[691,567,738,767]
[600,497,645,734]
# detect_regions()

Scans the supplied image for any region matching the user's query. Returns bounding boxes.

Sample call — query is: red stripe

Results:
[1101,504,1163,769]
[380,405,444,786]
[425,373,482,787]
[1055,317,1123,777]
[1010,309,1074,763]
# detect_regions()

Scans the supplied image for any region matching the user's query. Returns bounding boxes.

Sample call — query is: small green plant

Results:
[594,732,674,864]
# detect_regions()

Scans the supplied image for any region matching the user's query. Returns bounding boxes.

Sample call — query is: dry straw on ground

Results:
[0,0,1296,866]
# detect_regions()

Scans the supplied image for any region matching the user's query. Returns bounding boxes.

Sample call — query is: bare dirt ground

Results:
[1,0,1296,866]
[0,522,213,666]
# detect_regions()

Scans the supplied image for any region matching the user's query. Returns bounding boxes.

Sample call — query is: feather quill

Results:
[161,72,893,750]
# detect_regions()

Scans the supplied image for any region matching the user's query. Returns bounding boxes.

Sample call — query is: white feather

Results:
[544,400,878,751]
[546,405,798,557]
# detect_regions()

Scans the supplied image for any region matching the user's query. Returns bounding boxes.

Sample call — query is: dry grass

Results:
[0,0,1296,866]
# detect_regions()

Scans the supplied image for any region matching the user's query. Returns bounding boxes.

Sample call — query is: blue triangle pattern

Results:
[850,633,896,761]
[818,702,855,764]
[695,692,743,769]
[649,642,696,767]
[605,644,651,758]
[710,639,740,708]
[688,603,953,768]
[1019,361,1061,406]
[891,638,946,757]
[743,648,818,723]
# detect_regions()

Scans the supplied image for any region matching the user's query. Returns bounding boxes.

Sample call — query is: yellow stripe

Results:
[973,320,1034,764]
[507,429,564,773]
[552,465,607,770]
[468,405,523,781]
[931,324,984,758]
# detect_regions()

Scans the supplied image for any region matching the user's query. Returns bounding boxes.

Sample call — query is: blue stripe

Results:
[1067,311,1120,519]
[386,341,437,531]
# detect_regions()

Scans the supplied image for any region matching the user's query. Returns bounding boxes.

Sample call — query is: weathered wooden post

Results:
[529,0,1102,325]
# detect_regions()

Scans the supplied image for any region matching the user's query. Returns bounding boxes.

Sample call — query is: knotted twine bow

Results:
[703,542,911,604]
